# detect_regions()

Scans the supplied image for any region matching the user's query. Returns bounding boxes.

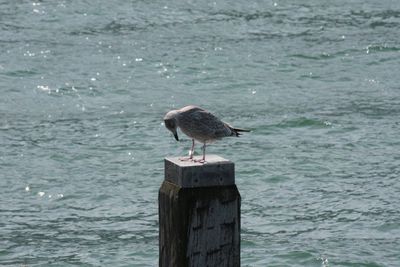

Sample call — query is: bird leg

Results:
[190,139,195,159]
[194,143,206,163]
[179,139,195,161]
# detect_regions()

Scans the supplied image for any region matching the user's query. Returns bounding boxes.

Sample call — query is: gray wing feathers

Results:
[178,107,232,140]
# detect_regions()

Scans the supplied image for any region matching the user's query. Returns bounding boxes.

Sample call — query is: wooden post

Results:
[159,155,241,267]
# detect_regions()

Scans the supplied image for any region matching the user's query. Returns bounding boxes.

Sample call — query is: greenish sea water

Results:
[1,0,400,266]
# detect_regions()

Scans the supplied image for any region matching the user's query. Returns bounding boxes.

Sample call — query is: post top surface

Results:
[164,154,235,187]
[165,154,232,167]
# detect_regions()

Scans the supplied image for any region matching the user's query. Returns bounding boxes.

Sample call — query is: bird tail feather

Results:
[232,127,251,137]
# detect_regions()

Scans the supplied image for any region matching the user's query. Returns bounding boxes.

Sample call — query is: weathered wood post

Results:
[159,155,241,267]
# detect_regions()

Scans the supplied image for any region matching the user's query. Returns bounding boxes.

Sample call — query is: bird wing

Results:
[179,107,232,139]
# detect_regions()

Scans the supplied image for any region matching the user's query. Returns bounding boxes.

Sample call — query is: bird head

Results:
[164,110,179,141]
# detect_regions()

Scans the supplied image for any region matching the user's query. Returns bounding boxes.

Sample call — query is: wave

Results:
[275,117,330,129]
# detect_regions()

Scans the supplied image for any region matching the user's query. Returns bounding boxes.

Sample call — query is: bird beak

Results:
[173,131,179,141]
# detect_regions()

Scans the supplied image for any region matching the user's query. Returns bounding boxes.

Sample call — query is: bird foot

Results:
[193,159,206,164]
[179,157,193,162]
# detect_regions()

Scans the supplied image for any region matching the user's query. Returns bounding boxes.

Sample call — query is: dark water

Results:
[1,0,400,266]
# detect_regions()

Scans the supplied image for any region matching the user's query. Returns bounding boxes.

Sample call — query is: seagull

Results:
[164,105,250,163]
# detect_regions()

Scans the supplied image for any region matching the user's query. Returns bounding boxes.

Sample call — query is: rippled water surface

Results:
[1,0,400,266]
